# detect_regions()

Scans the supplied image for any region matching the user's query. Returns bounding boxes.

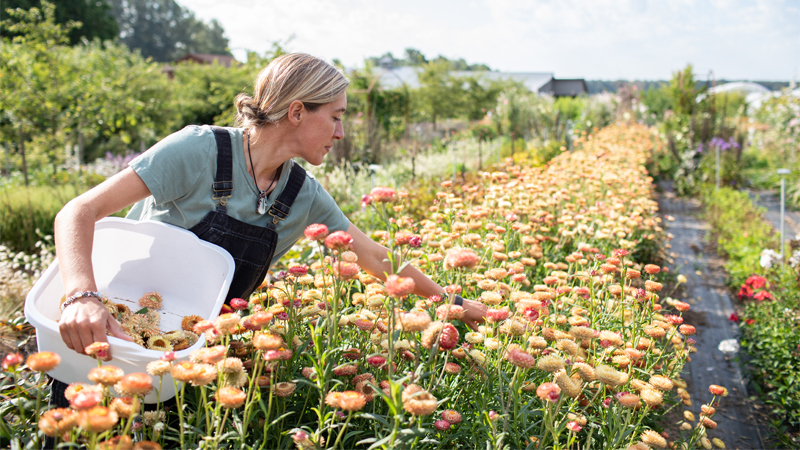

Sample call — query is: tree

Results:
[110,0,230,62]
[412,60,464,129]
[1,0,118,44]
[0,2,77,185]
[404,48,426,65]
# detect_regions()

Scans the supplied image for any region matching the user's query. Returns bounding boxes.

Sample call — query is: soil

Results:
[657,182,776,449]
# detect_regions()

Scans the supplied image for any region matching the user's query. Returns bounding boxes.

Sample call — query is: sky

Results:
[178,0,800,81]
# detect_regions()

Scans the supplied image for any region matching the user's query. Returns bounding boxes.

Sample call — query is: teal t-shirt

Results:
[126,125,350,264]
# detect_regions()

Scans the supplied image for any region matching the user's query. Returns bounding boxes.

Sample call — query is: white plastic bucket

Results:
[25,217,235,403]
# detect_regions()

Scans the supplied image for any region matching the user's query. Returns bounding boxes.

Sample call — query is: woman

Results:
[55,53,486,361]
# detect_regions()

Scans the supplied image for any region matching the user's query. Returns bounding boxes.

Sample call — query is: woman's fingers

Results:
[58,297,114,358]
[107,316,133,342]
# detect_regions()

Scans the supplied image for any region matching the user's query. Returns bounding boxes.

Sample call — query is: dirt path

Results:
[658,183,772,449]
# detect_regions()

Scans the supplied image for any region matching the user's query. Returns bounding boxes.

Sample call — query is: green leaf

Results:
[134,307,148,314]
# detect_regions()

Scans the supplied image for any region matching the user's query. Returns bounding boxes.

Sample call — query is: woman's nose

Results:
[333,121,344,140]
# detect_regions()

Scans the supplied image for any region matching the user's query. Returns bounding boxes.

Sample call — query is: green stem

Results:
[171,377,186,450]
[332,411,354,449]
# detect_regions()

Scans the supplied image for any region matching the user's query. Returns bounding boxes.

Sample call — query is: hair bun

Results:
[235,94,266,127]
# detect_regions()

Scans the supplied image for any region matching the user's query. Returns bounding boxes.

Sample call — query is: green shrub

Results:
[702,184,800,444]
[0,184,84,254]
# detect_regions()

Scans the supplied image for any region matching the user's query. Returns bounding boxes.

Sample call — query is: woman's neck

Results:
[244,126,294,189]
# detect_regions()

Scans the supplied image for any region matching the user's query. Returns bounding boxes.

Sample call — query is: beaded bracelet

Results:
[61,291,103,312]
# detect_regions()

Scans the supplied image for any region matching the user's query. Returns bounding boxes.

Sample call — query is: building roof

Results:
[548,79,588,97]
[175,53,238,67]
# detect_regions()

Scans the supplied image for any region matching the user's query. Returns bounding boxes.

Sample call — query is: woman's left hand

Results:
[460,298,487,331]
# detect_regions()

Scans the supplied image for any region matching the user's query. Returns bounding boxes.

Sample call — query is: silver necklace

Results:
[246,129,279,214]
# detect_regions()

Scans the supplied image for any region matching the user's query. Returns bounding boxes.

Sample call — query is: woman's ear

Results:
[286,100,305,126]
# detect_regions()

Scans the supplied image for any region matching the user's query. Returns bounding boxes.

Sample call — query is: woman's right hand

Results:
[58,297,133,360]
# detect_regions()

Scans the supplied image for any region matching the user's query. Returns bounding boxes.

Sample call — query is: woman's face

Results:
[297,93,346,166]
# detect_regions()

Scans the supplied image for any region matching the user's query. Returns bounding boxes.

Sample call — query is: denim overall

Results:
[191,126,306,302]
[44,127,306,441]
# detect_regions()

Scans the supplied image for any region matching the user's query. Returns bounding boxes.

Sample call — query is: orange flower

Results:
[79,406,119,433]
[139,291,163,309]
[38,408,78,437]
[110,397,138,418]
[88,365,124,387]
[190,363,217,387]
[26,351,61,372]
[325,391,367,411]
[370,186,396,203]
[401,384,437,416]
[192,345,228,364]
[83,342,111,360]
[97,435,133,450]
[708,385,728,397]
[216,387,246,408]
[443,248,479,270]
[536,382,561,402]
[115,373,153,396]
[397,310,432,332]
[171,361,201,382]
[181,315,204,332]
[324,231,353,251]
[384,275,415,298]
[333,261,360,280]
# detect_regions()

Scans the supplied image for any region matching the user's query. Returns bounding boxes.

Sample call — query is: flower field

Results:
[1,124,731,449]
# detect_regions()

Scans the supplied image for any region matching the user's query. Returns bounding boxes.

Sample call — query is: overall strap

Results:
[268,162,307,224]
[209,126,234,213]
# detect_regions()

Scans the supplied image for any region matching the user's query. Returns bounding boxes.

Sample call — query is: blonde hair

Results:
[235,53,349,128]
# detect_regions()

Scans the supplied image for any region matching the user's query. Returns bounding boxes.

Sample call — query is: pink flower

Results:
[230,298,249,310]
[385,274,415,298]
[729,313,739,323]
[288,264,309,276]
[304,223,329,241]
[536,382,561,403]
[434,419,451,431]
[567,421,582,432]
[361,194,373,207]
[333,261,360,280]
[444,284,462,295]
[370,187,396,203]
[2,353,23,370]
[486,307,510,323]
[367,355,387,368]
[161,351,176,362]
[325,231,353,251]
[70,391,102,410]
[438,323,459,350]
[444,248,479,270]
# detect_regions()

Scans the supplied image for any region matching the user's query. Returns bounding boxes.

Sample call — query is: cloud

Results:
[178,0,799,80]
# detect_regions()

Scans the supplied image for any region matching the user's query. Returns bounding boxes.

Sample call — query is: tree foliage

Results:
[109,0,230,61]
[1,0,118,44]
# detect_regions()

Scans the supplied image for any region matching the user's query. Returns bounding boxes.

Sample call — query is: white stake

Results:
[778,168,790,265]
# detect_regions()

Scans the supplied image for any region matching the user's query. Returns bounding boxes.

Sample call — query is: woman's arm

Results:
[55,167,152,357]
[346,223,487,330]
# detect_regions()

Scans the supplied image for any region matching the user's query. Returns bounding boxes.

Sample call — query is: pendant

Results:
[257,191,268,214]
